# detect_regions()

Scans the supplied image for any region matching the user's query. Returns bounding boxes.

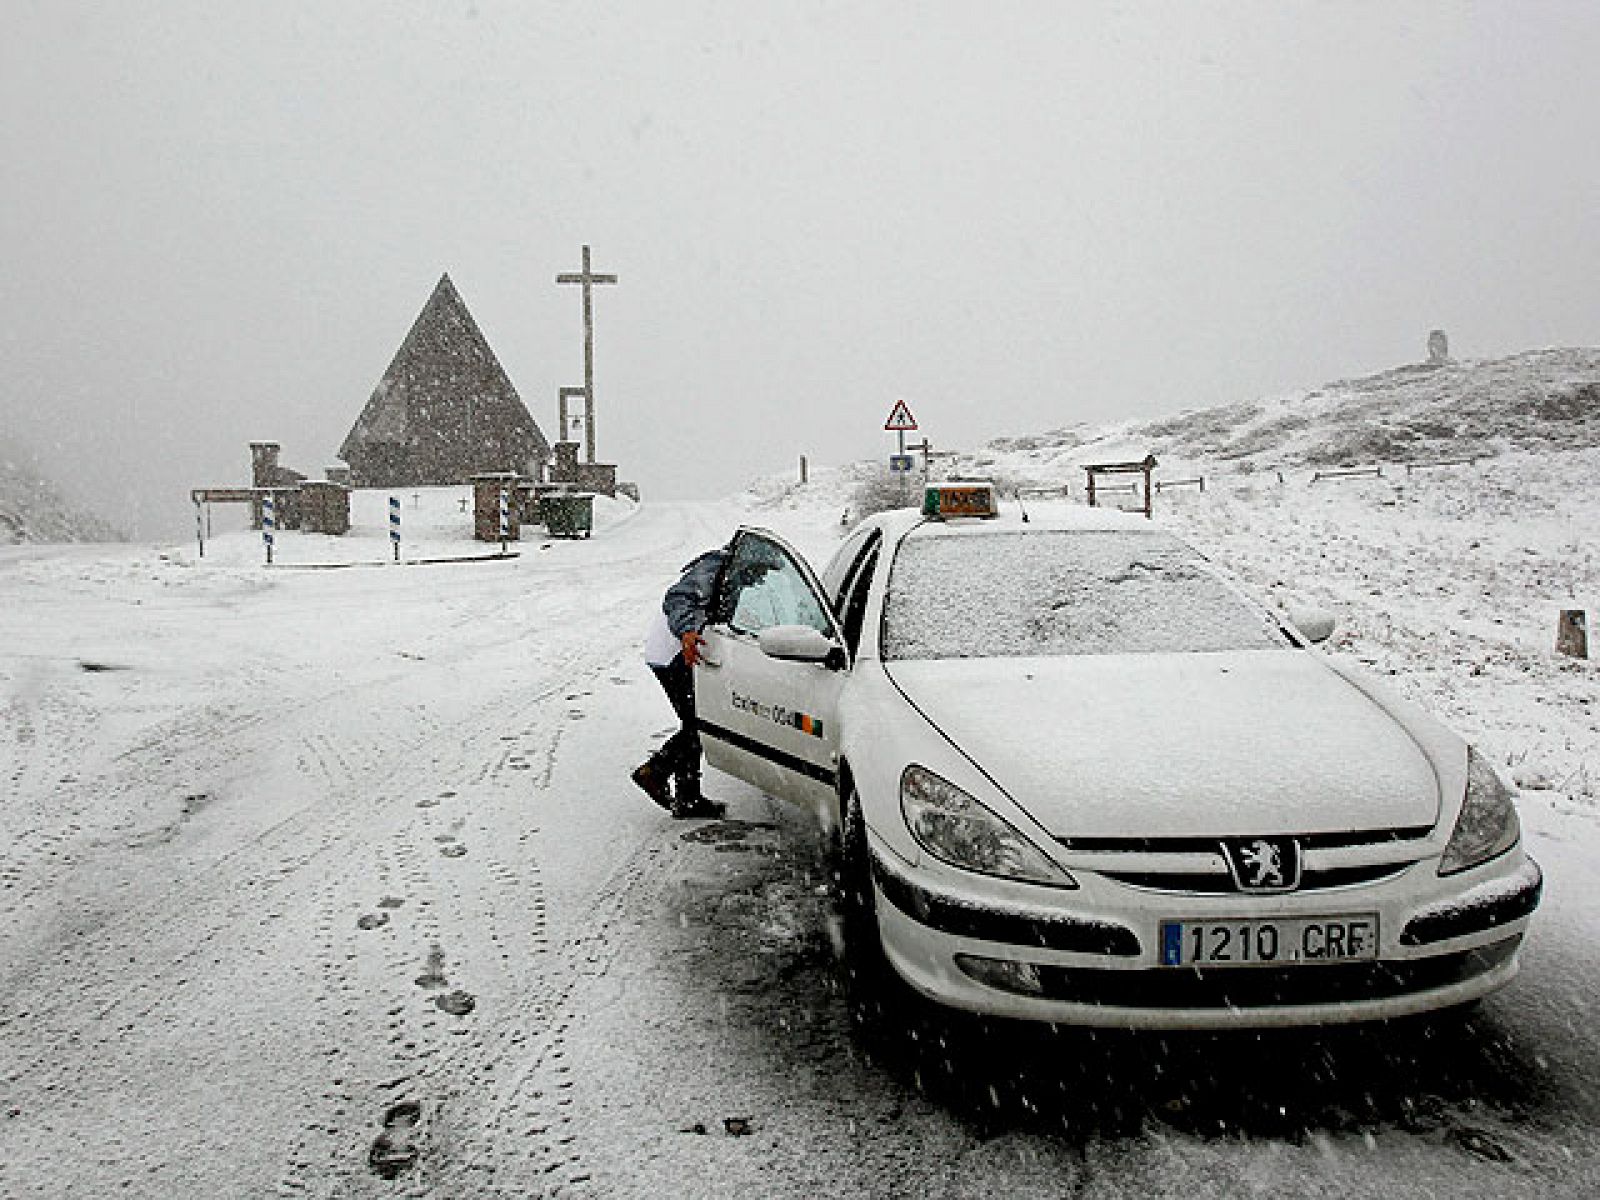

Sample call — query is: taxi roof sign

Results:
[922,481,999,520]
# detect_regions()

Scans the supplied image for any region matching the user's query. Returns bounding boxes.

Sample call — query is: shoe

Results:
[630,760,673,810]
[670,779,724,820]
[672,797,726,820]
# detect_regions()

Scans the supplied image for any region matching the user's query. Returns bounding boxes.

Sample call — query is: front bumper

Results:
[868,842,1541,1030]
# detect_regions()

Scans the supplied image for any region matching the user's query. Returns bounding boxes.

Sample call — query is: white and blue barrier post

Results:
[261,493,275,565]
[389,495,401,562]
[499,487,510,553]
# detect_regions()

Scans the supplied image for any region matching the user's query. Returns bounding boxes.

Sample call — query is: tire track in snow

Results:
[3,503,724,1196]
[0,659,573,1130]
[267,625,635,1196]
[422,823,692,1198]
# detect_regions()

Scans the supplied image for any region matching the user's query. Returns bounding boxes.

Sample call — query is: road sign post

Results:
[884,401,920,504]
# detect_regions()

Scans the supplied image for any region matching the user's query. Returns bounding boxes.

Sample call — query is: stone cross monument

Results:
[556,245,618,465]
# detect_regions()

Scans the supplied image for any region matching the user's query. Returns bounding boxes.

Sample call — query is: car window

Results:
[718,535,833,637]
[823,524,877,608]
[840,541,880,656]
[881,530,1289,660]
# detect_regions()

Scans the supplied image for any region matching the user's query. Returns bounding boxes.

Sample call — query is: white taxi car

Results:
[692,483,1542,1029]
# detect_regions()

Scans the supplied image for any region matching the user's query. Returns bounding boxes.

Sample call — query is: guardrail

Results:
[1309,466,1384,484]
[1405,457,1480,474]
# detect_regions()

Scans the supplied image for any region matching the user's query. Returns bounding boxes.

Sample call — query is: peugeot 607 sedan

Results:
[690,482,1542,1029]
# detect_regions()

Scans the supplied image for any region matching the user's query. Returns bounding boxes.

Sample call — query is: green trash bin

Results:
[539,491,594,538]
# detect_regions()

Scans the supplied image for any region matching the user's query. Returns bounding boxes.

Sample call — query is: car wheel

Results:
[837,784,914,1033]
[837,785,877,946]
[836,784,970,1077]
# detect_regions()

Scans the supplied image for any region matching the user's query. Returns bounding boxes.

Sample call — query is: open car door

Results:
[693,528,848,823]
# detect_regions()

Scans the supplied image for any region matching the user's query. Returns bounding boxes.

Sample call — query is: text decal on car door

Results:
[731,690,825,738]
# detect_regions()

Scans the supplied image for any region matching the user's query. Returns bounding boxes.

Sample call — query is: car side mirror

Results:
[758,624,844,667]
[1287,606,1337,644]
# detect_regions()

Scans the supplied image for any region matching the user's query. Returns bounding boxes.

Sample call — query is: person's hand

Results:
[681,630,706,666]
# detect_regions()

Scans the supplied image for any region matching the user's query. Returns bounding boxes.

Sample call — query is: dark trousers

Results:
[649,655,701,780]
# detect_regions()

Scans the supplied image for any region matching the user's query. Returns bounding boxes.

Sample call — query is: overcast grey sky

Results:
[3,1,1597,536]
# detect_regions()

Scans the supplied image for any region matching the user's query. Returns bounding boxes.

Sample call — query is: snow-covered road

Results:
[3,476,1598,1198]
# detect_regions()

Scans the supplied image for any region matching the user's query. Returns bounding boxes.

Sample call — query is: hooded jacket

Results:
[662,547,729,638]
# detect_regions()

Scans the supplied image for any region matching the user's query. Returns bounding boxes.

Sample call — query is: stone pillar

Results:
[301,482,351,535]
[1557,609,1589,659]
[470,473,521,542]
[250,442,281,488]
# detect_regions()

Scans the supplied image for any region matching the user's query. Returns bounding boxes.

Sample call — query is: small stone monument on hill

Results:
[1428,329,1450,365]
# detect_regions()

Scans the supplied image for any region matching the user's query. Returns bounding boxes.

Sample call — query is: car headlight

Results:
[899,765,1075,887]
[1439,747,1522,876]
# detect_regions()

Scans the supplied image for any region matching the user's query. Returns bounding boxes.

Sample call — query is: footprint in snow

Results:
[368,1101,423,1179]
[1452,1127,1514,1164]
[439,845,468,859]
[435,991,475,1016]
[415,944,449,991]
[357,913,390,931]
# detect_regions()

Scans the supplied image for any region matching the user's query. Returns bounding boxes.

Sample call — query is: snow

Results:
[886,653,1441,839]
[883,529,1288,659]
[3,430,1600,1197]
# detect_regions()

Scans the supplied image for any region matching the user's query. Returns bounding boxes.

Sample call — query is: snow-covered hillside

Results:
[973,346,1600,479]
[0,437,123,544]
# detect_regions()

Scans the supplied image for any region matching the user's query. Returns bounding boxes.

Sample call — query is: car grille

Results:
[1024,937,1517,1010]
[1057,826,1434,895]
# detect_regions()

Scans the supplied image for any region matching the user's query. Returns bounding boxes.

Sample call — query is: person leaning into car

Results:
[632,543,729,819]
[633,540,785,819]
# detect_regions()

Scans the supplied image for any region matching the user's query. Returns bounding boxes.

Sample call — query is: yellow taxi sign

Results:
[922,482,999,520]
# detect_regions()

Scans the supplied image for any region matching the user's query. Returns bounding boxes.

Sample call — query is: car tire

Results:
[837,785,925,1038]
[835,784,982,1088]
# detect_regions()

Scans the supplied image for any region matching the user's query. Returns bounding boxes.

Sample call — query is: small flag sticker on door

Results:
[790,713,824,738]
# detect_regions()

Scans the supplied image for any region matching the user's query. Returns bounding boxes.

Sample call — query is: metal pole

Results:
[194,500,205,559]
[898,430,907,505]
[262,493,275,565]
[499,486,509,554]
[389,495,401,562]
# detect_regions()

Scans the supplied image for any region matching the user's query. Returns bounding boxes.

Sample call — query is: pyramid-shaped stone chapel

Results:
[338,274,549,487]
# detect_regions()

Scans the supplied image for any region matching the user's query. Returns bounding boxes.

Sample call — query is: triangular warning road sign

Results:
[883,400,918,432]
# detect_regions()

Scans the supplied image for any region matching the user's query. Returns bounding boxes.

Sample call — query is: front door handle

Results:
[698,625,727,669]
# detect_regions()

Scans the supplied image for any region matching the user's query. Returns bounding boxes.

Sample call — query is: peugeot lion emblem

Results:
[1222,836,1301,893]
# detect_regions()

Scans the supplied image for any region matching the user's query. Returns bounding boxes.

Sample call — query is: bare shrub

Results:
[849,467,918,521]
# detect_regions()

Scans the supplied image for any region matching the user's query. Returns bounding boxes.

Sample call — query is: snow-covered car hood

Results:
[885,651,1443,839]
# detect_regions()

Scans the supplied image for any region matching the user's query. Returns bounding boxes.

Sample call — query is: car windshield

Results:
[882,529,1290,659]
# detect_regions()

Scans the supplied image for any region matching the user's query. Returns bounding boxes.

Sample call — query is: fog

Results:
[3,1,1598,537]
